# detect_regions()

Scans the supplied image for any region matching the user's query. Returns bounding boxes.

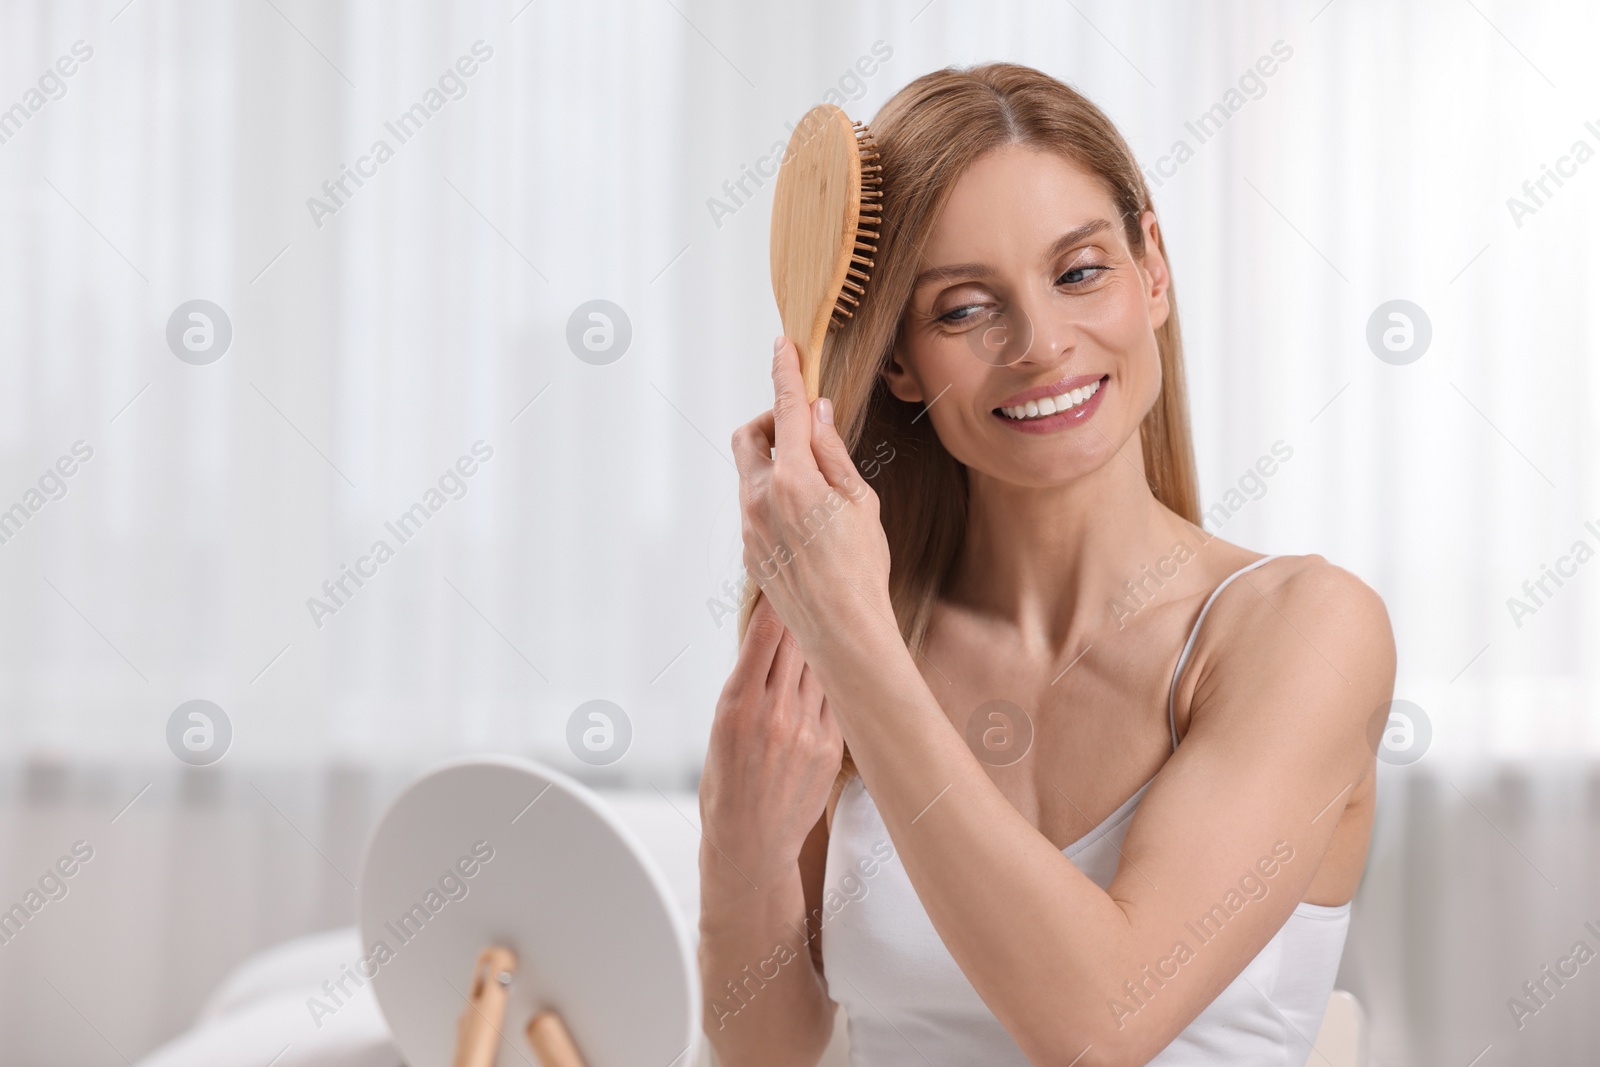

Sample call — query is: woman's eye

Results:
[937,304,984,325]
[1057,265,1109,287]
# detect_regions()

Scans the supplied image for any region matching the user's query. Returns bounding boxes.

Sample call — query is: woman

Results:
[698,63,1394,1067]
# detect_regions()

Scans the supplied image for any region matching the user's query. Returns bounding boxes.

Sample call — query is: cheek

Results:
[1083,287,1163,409]
[909,331,980,385]
[1124,333,1164,414]
[923,405,984,469]
[913,344,996,447]
[1086,281,1157,355]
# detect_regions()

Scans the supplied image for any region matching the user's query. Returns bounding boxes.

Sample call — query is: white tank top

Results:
[821,555,1352,1066]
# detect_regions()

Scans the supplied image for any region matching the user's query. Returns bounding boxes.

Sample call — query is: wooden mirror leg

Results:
[452,946,518,1067]
[526,1009,589,1067]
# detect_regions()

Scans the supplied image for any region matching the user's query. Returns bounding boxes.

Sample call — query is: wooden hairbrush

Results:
[769,103,882,402]
[738,105,882,635]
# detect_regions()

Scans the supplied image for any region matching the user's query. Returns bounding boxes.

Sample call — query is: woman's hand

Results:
[699,594,844,888]
[730,337,895,658]
[697,590,847,1066]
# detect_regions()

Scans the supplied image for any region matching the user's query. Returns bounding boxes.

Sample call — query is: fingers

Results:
[730,410,776,484]
[730,596,786,693]
[768,623,806,693]
[808,397,866,502]
[808,680,842,758]
[733,412,777,546]
[771,337,814,470]
[816,692,837,735]
[744,596,809,702]
[796,660,823,715]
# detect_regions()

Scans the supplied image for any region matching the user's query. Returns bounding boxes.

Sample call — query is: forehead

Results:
[921,143,1121,265]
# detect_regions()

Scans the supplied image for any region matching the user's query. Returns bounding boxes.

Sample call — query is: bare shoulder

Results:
[1164,552,1392,906]
[1185,552,1396,732]
[1237,554,1394,659]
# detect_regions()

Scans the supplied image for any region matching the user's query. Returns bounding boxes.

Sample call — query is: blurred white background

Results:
[1,0,1598,1064]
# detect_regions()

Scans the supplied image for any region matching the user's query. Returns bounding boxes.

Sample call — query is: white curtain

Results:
[1,0,1597,1064]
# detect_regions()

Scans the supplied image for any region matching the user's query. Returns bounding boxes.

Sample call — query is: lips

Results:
[991,374,1109,434]
[995,373,1106,410]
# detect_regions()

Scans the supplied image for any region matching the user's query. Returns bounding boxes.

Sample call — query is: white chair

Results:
[1311,990,1368,1067]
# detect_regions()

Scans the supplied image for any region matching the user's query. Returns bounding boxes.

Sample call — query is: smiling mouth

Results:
[994,376,1107,421]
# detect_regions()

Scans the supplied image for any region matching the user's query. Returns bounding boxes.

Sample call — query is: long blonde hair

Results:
[740,63,1200,780]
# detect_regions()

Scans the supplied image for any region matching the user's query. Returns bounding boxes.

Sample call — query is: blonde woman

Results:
[699,63,1394,1067]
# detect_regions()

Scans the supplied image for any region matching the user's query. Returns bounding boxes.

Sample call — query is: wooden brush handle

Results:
[526,1009,589,1067]
[453,946,518,1067]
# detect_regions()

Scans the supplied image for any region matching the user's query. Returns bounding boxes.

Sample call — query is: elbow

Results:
[1031,1043,1147,1067]
[1073,1042,1150,1067]
[1021,1021,1160,1067]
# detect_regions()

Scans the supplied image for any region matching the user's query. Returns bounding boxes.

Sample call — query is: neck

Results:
[946,435,1201,657]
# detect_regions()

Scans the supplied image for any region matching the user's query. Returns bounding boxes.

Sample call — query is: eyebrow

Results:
[911,218,1115,293]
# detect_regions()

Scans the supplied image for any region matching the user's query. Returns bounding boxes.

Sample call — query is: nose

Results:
[1001,290,1075,372]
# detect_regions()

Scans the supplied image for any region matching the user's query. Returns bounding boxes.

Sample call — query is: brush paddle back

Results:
[738,105,883,636]
[769,103,881,402]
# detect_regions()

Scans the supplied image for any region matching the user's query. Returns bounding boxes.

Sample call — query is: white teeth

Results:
[999,378,1101,420]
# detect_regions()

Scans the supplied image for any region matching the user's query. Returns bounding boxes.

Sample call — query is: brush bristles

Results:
[831,121,883,332]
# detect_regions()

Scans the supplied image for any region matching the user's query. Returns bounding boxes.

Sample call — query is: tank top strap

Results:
[1166,554,1280,751]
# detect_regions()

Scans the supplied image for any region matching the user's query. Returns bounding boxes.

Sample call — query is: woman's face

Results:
[883,143,1171,490]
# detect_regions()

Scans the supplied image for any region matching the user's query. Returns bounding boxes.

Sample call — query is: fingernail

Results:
[816,397,834,425]
[773,336,785,354]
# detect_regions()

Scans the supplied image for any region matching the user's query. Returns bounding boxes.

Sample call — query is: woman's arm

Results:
[697,598,843,1066]
[734,341,1395,1066]
[811,560,1390,1066]
[697,836,836,1065]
